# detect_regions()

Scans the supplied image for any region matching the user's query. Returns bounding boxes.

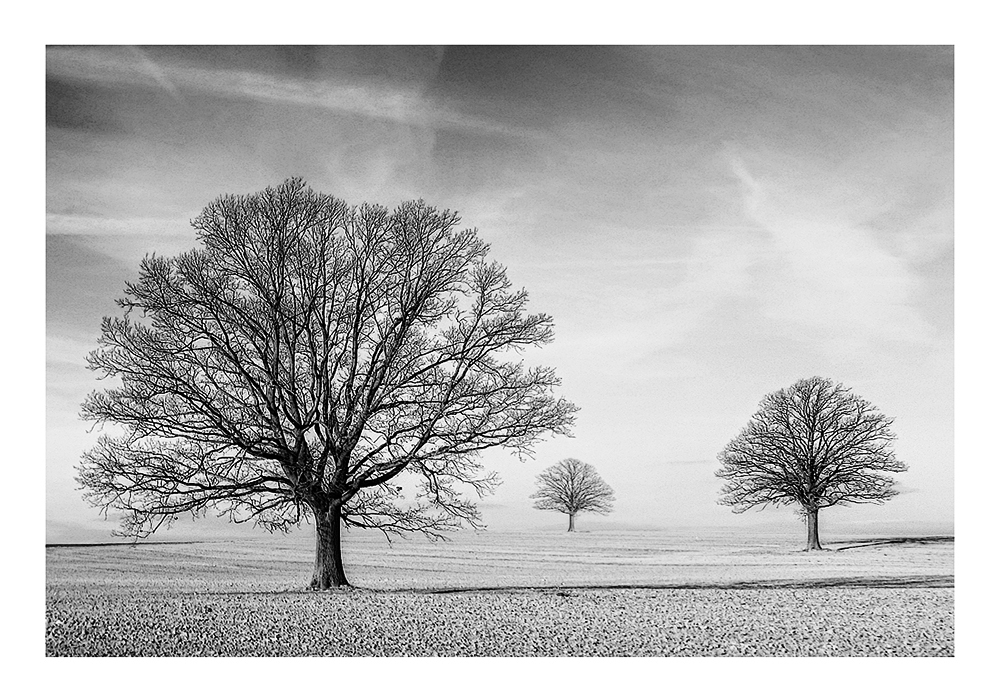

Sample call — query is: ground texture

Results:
[45,528,954,656]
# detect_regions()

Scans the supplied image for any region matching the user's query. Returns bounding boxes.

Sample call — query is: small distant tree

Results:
[530,458,615,531]
[716,376,908,550]
[77,178,577,588]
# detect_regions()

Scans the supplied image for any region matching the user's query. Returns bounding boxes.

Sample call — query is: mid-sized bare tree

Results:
[716,376,907,550]
[530,458,615,531]
[77,178,577,588]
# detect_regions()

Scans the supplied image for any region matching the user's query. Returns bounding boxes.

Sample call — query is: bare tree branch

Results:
[77,178,578,586]
[715,377,907,549]
[530,458,615,531]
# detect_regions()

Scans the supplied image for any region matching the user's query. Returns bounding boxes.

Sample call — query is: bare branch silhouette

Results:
[530,458,615,531]
[78,179,577,588]
[716,376,907,550]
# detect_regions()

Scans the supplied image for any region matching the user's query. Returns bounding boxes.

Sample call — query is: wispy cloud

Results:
[47,46,537,139]
[727,153,934,353]
[47,333,94,369]
[46,213,188,237]
[124,45,186,106]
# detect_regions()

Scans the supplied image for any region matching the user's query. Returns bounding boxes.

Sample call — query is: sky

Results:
[45,45,954,543]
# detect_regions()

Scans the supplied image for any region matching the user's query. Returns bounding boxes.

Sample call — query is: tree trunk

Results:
[310,503,349,589]
[568,512,576,532]
[805,508,822,551]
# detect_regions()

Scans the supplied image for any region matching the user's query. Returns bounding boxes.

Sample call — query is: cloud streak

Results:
[46,213,188,237]
[47,46,537,139]
[728,153,935,354]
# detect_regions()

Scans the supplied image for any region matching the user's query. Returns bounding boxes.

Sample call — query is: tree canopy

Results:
[78,178,577,586]
[715,376,907,549]
[530,458,615,531]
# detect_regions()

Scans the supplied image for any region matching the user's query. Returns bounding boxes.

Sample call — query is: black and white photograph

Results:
[38,35,968,671]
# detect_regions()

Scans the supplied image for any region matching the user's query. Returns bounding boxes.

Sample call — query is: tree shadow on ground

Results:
[825,535,954,551]
[184,575,955,598]
[390,575,955,595]
[200,573,954,596]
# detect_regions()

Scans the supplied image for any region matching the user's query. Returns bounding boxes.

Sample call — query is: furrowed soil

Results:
[45,528,953,656]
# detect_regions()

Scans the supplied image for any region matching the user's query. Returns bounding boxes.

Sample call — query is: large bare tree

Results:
[78,178,577,588]
[530,458,615,531]
[716,376,907,550]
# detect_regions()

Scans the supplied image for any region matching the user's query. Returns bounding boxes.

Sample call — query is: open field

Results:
[46,527,953,656]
